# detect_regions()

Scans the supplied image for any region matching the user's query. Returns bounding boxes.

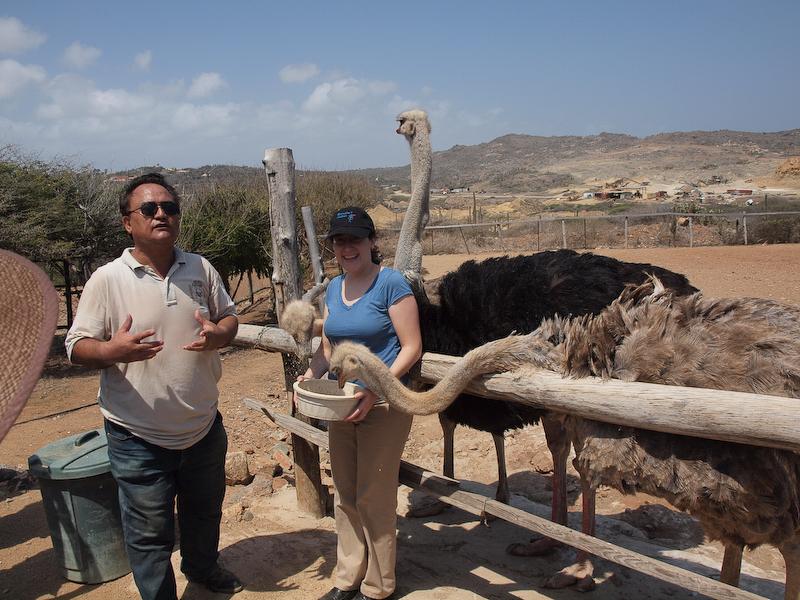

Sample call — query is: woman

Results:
[298,206,421,600]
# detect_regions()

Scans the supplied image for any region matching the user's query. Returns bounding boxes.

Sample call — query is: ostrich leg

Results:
[492,432,509,504]
[544,477,597,591]
[506,415,569,556]
[405,413,457,518]
[720,543,743,588]
[440,412,457,479]
[780,540,800,600]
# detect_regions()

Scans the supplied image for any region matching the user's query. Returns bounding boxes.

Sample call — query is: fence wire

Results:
[381,211,800,255]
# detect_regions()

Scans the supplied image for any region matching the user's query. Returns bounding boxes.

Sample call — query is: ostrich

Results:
[406,250,696,536]
[329,280,800,599]
[283,110,698,550]
[388,109,701,534]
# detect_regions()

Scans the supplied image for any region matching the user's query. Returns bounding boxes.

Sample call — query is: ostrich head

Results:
[396,109,431,140]
[329,341,371,388]
[281,299,317,358]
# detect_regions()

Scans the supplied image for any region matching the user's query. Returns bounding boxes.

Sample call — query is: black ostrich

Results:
[410,249,697,552]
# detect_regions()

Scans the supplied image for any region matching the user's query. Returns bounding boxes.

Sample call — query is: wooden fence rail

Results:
[233,325,800,453]
[243,399,768,600]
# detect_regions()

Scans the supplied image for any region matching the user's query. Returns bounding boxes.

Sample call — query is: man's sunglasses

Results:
[126,201,181,218]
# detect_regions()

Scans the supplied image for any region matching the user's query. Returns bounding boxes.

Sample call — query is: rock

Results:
[273,448,293,472]
[776,156,800,178]
[273,476,289,491]
[248,474,274,497]
[271,441,290,456]
[225,452,254,486]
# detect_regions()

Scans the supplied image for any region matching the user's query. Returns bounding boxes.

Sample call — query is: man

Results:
[65,173,242,600]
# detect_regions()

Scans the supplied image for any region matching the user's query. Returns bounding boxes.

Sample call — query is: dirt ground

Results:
[1,244,798,600]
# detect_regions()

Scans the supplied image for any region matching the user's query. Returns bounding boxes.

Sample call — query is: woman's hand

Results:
[344,387,378,423]
[293,374,311,409]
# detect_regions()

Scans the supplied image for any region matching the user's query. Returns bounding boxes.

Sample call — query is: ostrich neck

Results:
[356,332,559,416]
[409,130,431,204]
[394,129,431,275]
[356,345,486,415]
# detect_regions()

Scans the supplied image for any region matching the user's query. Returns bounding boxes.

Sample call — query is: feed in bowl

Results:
[294,379,361,421]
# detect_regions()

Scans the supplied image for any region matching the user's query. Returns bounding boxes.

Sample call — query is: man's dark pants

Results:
[105,413,227,600]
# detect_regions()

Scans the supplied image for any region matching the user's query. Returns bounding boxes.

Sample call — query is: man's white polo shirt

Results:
[65,248,236,449]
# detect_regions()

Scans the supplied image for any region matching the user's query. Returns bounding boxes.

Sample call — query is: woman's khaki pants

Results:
[328,404,413,599]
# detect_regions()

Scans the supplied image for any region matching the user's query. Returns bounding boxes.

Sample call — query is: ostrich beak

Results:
[330,368,346,388]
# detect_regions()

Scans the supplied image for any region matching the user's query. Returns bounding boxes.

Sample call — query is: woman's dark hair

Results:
[369,234,383,265]
[119,172,181,215]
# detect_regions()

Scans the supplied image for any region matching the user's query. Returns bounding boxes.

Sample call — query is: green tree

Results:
[179,179,272,290]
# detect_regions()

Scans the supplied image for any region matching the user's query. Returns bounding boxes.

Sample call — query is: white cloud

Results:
[62,42,101,69]
[0,62,464,169]
[279,63,320,83]
[133,50,152,71]
[367,80,396,95]
[387,95,422,116]
[187,72,226,98]
[173,102,239,134]
[0,59,46,98]
[0,17,46,55]
[303,77,395,113]
[36,74,153,119]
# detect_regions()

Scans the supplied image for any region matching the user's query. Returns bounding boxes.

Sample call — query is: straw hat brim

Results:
[0,250,60,443]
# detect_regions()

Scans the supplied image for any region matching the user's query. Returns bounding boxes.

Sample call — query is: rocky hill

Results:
[113,129,800,195]
[353,129,800,193]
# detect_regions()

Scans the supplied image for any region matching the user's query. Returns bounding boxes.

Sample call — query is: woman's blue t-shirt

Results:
[324,267,412,374]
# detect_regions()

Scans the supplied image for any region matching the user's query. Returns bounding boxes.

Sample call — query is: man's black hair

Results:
[119,172,181,215]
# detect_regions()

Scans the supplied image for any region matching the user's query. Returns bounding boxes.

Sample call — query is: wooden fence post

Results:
[561,220,567,249]
[537,216,541,251]
[301,206,324,285]
[583,218,587,249]
[624,216,629,249]
[458,227,470,254]
[263,147,326,518]
[743,213,748,245]
[63,259,73,328]
[472,191,477,224]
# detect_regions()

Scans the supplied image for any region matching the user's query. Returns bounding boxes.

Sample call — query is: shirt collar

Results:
[121,247,185,272]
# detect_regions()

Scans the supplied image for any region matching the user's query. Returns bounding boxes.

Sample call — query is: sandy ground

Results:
[1,244,799,600]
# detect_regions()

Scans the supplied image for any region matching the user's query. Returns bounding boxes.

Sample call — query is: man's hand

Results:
[104,314,163,363]
[344,387,378,423]
[183,309,225,352]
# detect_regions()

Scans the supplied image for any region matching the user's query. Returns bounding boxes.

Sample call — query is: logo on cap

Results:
[336,210,356,223]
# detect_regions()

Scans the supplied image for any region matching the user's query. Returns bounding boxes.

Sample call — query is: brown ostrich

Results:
[329,279,800,599]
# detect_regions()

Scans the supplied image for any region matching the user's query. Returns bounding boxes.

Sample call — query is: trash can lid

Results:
[28,429,111,480]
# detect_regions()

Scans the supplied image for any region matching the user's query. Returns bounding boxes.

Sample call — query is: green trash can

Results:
[28,428,131,583]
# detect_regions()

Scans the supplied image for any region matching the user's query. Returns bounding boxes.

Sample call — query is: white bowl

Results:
[293,379,361,421]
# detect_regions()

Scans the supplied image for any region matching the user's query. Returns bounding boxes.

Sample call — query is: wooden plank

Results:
[243,404,768,600]
[421,353,800,454]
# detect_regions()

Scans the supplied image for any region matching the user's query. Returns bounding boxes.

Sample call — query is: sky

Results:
[1,1,798,171]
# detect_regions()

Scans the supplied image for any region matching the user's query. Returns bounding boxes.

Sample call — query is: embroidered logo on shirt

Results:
[190,280,206,303]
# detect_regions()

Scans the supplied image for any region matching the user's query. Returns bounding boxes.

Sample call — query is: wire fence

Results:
[381,211,800,256]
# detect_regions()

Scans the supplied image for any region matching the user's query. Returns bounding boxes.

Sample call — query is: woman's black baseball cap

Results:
[326,206,375,239]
